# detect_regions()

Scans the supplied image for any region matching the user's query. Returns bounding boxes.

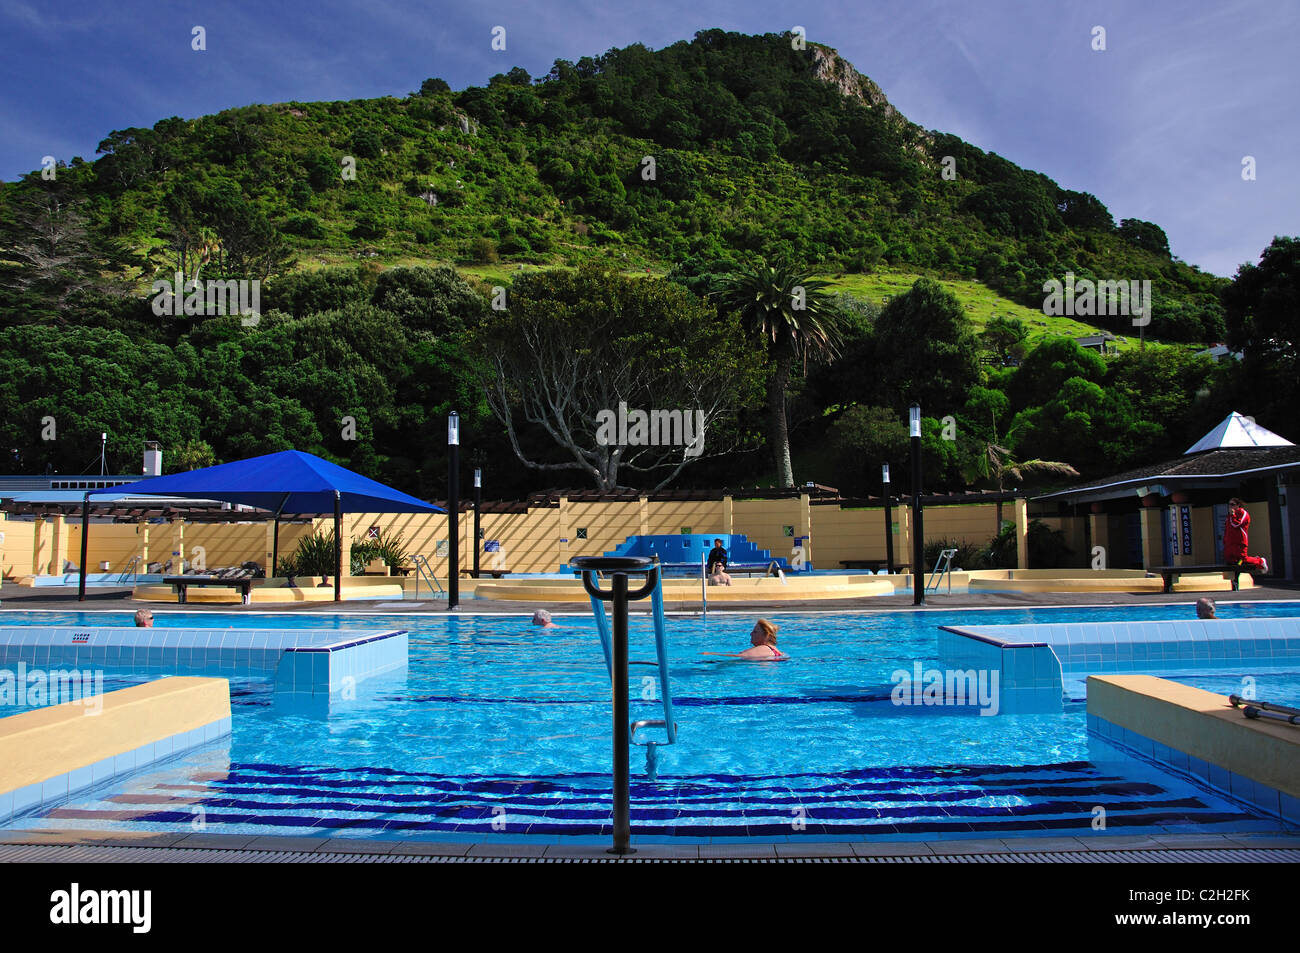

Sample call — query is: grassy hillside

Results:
[2,30,1227,347]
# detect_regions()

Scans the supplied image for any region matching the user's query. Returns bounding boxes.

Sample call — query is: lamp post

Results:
[473,468,482,577]
[447,412,460,610]
[910,404,925,606]
[882,463,894,574]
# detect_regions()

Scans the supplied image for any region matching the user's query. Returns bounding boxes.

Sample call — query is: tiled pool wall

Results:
[1,715,232,825]
[273,631,409,694]
[0,676,233,826]
[0,627,408,696]
[940,618,1300,712]
[935,628,1063,713]
[1088,713,1300,827]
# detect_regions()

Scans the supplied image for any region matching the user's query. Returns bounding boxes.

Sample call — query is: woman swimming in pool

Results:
[743,616,780,655]
[736,619,787,659]
[701,619,787,660]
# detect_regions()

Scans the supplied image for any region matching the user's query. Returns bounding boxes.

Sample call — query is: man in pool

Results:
[134,608,154,627]
[531,609,556,628]
[1196,597,1216,619]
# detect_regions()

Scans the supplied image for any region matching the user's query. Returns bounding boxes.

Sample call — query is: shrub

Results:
[349,529,409,575]
[470,236,498,263]
[1027,519,1071,568]
[923,537,987,572]
[280,529,339,576]
[982,521,1019,569]
[976,519,1072,569]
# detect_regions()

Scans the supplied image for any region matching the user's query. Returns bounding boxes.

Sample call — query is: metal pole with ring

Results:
[573,555,658,855]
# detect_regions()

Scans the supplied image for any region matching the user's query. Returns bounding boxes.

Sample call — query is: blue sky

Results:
[1,0,1294,276]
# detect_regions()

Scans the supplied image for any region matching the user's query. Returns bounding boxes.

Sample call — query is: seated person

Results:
[706,538,731,585]
[736,619,786,660]
[531,609,556,628]
[1196,597,1216,619]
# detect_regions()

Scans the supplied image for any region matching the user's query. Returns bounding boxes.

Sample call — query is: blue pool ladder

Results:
[587,570,678,777]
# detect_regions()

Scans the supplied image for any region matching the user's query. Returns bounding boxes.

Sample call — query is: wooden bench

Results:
[840,560,912,573]
[163,574,255,605]
[1150,564,1259,593]
[460,569,513,579]
[570,562,791,578]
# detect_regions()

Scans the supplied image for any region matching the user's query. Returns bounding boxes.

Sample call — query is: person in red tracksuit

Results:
[1223,498,1268,574]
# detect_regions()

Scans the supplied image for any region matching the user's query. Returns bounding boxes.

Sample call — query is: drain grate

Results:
[2,844,1297,863]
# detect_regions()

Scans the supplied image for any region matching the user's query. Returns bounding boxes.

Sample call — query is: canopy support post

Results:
[271,492,289,577]
[334,490,342,602]
[77,492,90,601]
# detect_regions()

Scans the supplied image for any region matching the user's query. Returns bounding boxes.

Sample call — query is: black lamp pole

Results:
[910,404,925,606]
[77,492,90,601]
[472,468,482,577]
[447,411,460,610]
[882,463,894,574]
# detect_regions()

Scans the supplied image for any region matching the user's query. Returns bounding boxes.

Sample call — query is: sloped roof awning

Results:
[1185,412,1294,454]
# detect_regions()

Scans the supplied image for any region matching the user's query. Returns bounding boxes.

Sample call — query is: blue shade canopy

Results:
[89,451,442,514]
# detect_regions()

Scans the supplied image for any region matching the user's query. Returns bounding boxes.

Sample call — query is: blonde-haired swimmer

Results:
[703,618,787,660]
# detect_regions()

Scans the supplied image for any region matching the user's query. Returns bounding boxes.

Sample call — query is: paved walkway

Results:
[4,581,1299,615]
[1,829,1296,863]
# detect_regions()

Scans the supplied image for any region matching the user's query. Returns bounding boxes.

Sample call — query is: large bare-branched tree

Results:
[1,182,97,307]
[472,265,764,491]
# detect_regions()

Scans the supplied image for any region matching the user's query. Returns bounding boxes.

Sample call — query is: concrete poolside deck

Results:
[4,579,1298,615]
[1,828,1296,863]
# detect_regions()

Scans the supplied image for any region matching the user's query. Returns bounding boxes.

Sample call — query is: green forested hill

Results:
[2,29,1225,339]
[2,28,1278,503]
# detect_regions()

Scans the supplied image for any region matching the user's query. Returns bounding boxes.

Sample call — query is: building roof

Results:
[1035,446,1300,503]
[1185,412,1294,453]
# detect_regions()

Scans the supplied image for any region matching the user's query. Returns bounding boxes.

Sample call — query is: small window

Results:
[575,527,588,539]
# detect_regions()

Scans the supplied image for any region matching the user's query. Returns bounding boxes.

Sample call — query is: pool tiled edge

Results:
[1086,674,1300,828]
[0,626,409,695]
[940,617,1300,713]
[0,678,231,825]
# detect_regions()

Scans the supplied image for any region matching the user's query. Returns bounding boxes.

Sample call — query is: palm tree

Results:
[966,418,1079,526]
[978,442,1079,491]
[714,259,841,486]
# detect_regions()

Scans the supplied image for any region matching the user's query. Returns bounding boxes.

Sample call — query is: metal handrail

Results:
[701,553,708,617]
[576,557,677,855]
[409,554,445,597]
[117,555,141,585]
[927,548,958,594]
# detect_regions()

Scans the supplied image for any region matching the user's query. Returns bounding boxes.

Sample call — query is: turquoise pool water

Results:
[2,602,1297,841]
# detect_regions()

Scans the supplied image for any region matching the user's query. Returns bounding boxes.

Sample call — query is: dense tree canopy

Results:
[0,30,1289,501]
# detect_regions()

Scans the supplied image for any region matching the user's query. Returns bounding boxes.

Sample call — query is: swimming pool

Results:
[2,602,1298,842]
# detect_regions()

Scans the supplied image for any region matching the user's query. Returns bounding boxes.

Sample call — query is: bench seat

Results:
[1149,564,1260,593]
